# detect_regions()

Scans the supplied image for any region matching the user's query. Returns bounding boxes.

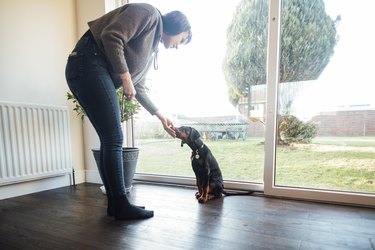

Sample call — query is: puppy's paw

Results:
[195,192,201,199]
[198,196,208,203]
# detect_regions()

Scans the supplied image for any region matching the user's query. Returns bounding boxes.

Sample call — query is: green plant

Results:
[66,88,141,122]
[66,92,85,120]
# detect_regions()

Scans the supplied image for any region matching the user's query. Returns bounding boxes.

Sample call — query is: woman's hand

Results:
[155,111,176,138]
[120,72,136,100]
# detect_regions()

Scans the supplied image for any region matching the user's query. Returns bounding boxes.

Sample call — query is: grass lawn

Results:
[136,136,375,193]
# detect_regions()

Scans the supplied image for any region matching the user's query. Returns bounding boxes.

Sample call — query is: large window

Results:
[130,0,265,190]
[265,0,375,206]
[275,0,375,194]
[128,0,375,206]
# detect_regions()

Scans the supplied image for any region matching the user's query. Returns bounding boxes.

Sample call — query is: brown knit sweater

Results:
[88,3,162,115]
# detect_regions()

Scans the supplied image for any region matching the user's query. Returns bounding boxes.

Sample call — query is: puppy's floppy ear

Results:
[189,127,201,141]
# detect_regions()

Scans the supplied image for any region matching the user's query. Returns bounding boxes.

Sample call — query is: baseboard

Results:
[85,169,103,184]
[0,175,71,200]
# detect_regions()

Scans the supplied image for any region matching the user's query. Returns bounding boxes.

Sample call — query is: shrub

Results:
[279,115,317,144]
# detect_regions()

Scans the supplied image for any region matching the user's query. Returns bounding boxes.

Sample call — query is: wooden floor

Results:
[0,183,374,250]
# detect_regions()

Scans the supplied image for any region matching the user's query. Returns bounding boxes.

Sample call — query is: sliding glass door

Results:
[124,0,375,206]
[130,0,265,190]
[265,0,375,206]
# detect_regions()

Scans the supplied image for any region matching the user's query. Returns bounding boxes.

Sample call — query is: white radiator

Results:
[0,101,72,185]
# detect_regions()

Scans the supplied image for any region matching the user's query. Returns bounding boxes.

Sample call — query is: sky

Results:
[293,0,375,119]
[133,0,375,120]
[133,0,241,118]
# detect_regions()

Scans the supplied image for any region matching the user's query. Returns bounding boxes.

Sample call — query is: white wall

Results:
[76,0,106,37]
[0,0,77,103]
[0,0,107,198]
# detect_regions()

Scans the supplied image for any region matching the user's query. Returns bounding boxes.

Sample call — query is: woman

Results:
[65,3,192,220]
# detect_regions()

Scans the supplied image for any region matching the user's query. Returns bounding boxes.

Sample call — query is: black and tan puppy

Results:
[175,126,224,203]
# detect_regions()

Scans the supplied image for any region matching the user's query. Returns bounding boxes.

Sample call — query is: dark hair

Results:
[162,11,192,44]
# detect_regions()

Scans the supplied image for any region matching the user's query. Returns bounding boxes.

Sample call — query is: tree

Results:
[223,0,340,109]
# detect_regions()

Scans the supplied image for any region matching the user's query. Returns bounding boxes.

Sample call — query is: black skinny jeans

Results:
[65,31,126,196]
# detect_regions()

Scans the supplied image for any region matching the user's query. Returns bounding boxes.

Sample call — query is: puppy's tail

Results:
[223,190,254,196]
